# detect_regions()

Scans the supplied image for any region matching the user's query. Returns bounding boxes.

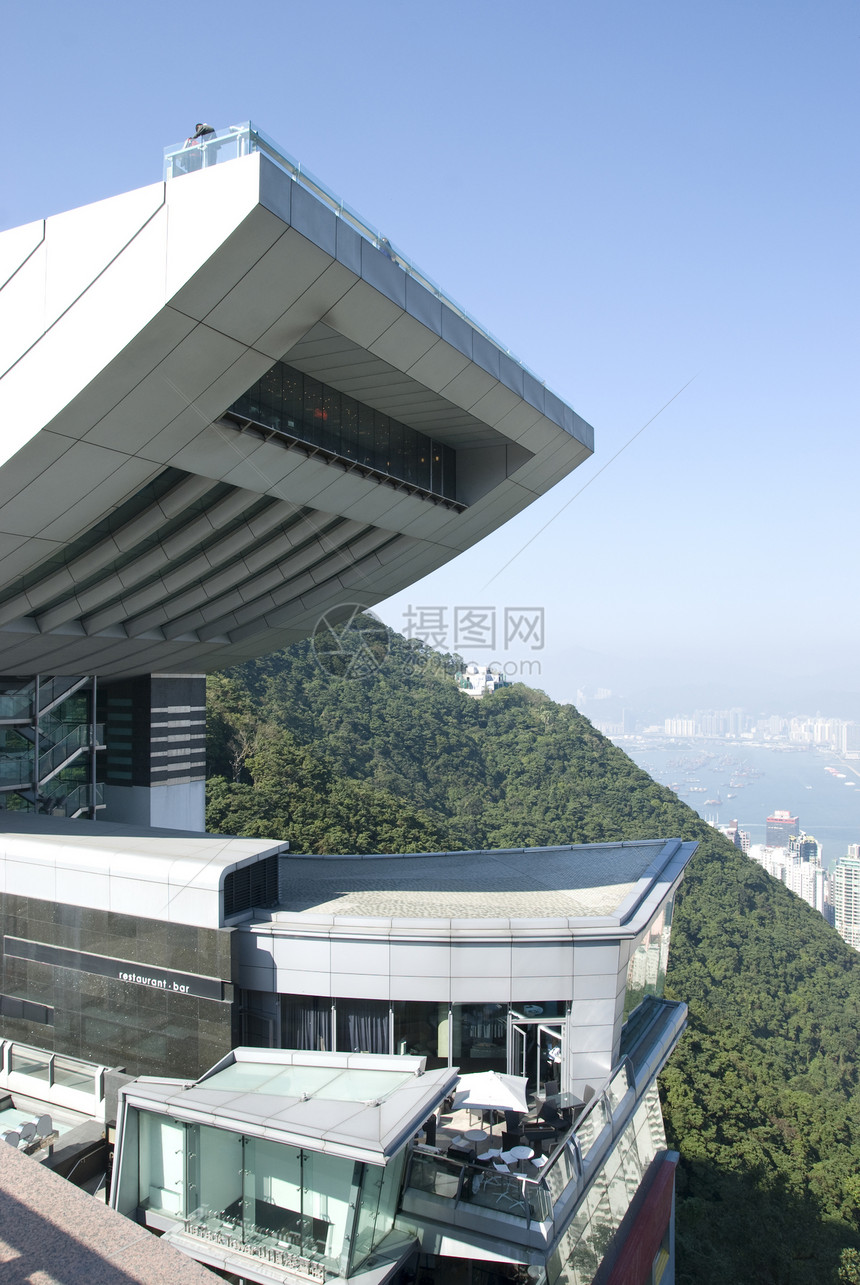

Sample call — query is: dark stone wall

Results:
[100,675,206,789]
[0,892,235,1078]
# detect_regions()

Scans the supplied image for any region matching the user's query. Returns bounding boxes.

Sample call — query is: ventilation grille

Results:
[224,856,282,917]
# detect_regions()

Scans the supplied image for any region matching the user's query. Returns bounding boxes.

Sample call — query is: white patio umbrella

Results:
[451,1070,529,1116]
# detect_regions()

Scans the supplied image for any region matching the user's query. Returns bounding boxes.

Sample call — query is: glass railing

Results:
[163,122,546,387]
[605,1059,633,1111]
[37,676,87,717]
[9,1046,51,1081]
[405,1076,637,1231]
[0,690,33,721]
[7,1043,100,1096]
[406,1150,551,1224]
[50,782,104,817]
[0,753,32,785]
[38,723,103,779]
[573,1095,610,1163]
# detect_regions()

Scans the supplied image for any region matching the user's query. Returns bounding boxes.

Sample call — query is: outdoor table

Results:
[464,1128,487,1143]
[546,1092,584,1121]
[546,1092,583,1110]
[509,1145,534,1161]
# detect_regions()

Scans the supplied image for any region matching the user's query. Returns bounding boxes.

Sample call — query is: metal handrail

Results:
[163,122,548,387]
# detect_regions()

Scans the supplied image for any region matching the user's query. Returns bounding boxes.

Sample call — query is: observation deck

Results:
[0,123,594,678]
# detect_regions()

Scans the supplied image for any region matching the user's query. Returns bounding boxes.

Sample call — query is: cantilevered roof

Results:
[0,135,594,678]
[123,1048,459,1164]
[0,813,287,928]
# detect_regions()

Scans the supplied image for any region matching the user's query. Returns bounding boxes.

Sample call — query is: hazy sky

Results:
[4,1,857,711]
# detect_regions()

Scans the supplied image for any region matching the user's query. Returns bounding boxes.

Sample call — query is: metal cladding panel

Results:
[0,152,593,678]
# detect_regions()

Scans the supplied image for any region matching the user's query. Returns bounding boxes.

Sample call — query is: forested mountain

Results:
[207,628,860,1285]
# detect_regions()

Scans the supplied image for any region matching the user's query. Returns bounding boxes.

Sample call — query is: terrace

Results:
[397,996,686,1269]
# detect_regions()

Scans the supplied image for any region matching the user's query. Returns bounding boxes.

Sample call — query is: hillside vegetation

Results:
[207,629,860,1285]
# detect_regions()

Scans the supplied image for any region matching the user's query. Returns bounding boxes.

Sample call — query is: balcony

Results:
[398,998,687,1266]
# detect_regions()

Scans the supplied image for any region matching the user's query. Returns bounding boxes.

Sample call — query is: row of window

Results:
[230,361,457,500]
[130,1110,403,1277]
[259,997,566,1077]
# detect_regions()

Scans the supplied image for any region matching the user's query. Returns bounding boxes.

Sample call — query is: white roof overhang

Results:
[0,152,593,677]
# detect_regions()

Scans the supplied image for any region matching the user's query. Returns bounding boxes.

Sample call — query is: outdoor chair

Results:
[522,1125,557,1148]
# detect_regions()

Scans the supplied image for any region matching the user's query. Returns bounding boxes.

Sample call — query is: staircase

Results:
[0,676,104,817]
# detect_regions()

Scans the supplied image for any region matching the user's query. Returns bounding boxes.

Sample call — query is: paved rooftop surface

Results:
[0,1140,217,1284]
[274,842,668,920]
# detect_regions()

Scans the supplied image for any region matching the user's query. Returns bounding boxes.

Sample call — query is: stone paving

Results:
[276,842,663,919]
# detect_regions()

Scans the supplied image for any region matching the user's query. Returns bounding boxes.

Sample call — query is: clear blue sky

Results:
[5,1,858,712]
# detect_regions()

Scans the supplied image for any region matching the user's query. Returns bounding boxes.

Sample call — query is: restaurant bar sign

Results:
[116,966,217,997]
[4,937,227,1003]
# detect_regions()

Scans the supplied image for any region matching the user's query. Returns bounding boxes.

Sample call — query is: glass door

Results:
[509,1021,528,1079]
[509,1017,565,1094]
[537,1023,564,1094]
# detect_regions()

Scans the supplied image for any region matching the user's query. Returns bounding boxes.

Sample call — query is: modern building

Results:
[765,810,798,848]
[832,856,860,951]
[102,832,693,1285]
[0,121,593,832]
[0,816,695,1283]
[787,831,820,866]
[0,123,692,1284]
[747,842,831,923]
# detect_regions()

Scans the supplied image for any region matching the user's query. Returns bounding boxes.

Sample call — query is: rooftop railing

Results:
[163,122,546,386]
[403,1048,664,1236]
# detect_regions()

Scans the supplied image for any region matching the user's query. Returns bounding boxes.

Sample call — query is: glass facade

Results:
[623,896,675,1021]
[133,1109,405,1277]
[452,1002,508,1074]
[281,996,331,1052]
[393,1000,448,1068]
[279,995,564,1072]
[546,1083,667,1285]
[229,361,458,502]
[0,677,102,819]
[335,998,390,1056]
